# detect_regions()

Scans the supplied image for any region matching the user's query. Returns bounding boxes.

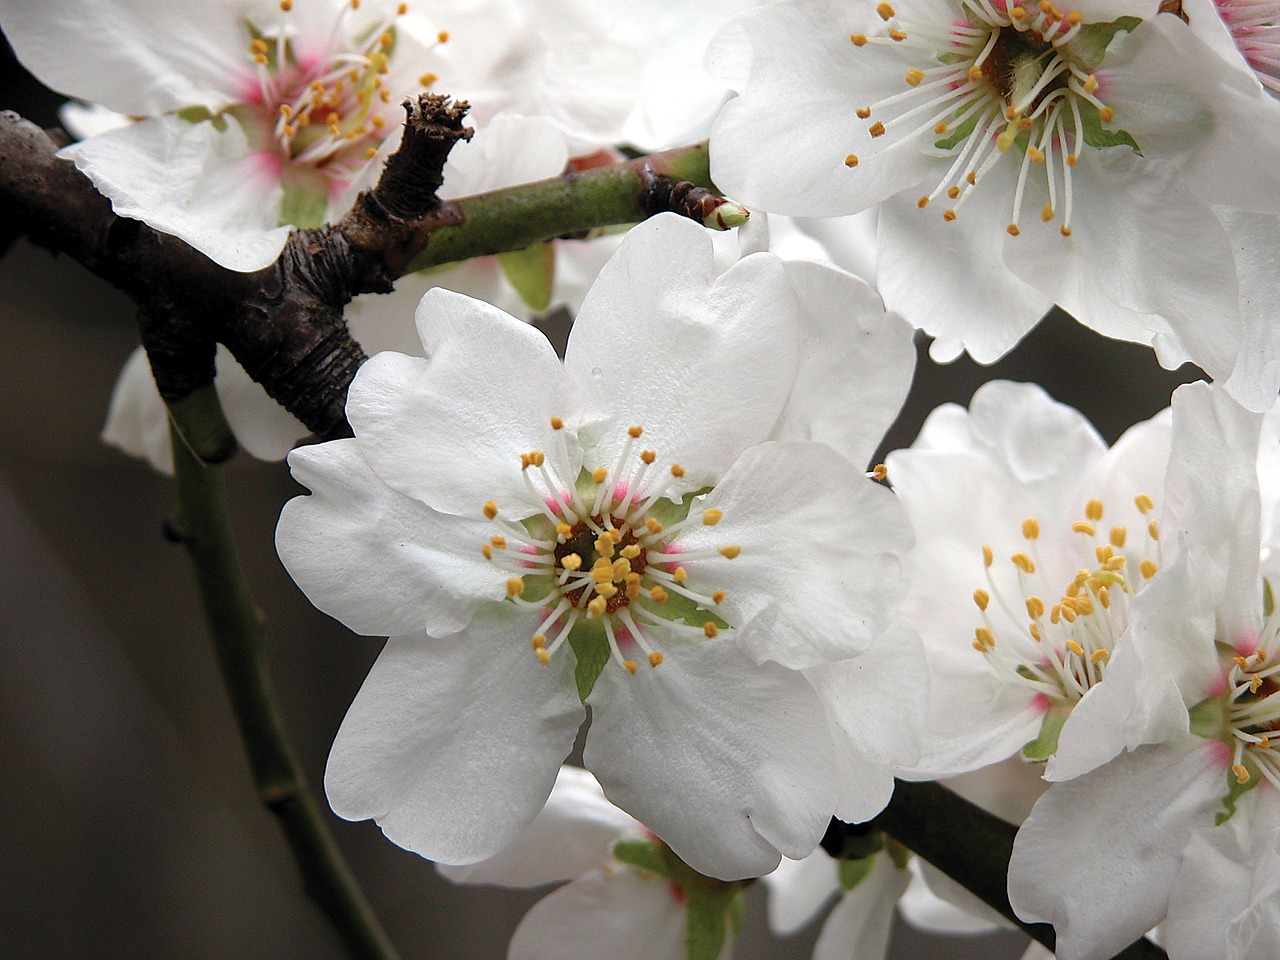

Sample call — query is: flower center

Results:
[845,0,1141,237]
[970,494,1162,754]
[1212,0,1280,95]
[232,0,449,207]
[481,422,739,676]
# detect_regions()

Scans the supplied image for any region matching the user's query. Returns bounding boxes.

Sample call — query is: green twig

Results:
[167,386,400,960]
[405,141,721,271]
[861,780,1167,960]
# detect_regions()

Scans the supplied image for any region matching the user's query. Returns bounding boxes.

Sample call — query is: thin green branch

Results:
[868,780,1168,960]
[405,141,721,271]
[167,386,400,960]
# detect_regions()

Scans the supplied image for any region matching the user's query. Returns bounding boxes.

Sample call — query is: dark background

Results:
[0,28,1197,960]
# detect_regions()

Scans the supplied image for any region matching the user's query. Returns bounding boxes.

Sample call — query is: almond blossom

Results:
[1006,383,1280,960]
[708,0,1280,409]
[0,0,636,270]
[274,214,919,880]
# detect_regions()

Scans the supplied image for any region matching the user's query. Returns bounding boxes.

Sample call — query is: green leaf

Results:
[684,887,737,960]
[838,856,876,892]
[568,621,610,702]
[1264,578,1274,618]
[1216,765,1260,825]
[1021,701,1072,762]
[498,242,556,312]
[1079,105,1140,152]
[279,180,330,230]
[1071,17,1142,67]
[935,111,980,151]
[612,838,673,880]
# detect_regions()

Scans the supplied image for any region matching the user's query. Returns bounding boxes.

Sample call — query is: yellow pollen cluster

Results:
[480,421,743,676]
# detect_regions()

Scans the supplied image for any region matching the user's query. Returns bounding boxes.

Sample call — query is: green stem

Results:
[872,780,1167,960]
[168,386,400,960]
[407,141,715,271]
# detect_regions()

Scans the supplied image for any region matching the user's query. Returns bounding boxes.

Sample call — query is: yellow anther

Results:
[1011,5,1027,18]
[1104,557,1126,573]
[419,71,439,87]
[983,544,994,567]
[1041,204,1054,222]
[856,107,872,119]
[1067,9,1084,22]
[1066,639,1086,657]
[596,583,618,599]
[704,622,719,638]
[555,523,572,538]
[280,0,293,9]
[974,626,996,651]
[561,553,582,571]
[872,463,889,480]
[671,464,685,477]
[482,544,492,559]
[531,634,547,649]
[587,596,607,617]
[943,209,958,222]
[1029,623,1042,641]
[1139,559,1158,580]
[947,185,960,199]
[1084,75,1099,94]
[591,565,615,585]
[611,558,631,580]
[595,535,615,559]
[966,171,977,184]
[507,577,525,597]
[918,196,931,209]
[1099,106,1115,123]
[536,648,551,664]
[640,450,656,465]
[1234,764,1251,784]
[934,121,949,135]
[1085,499,1104,521]
[703,509,723,526]
[673,567,688,583]
[483,501,499,519]
[974,588,991,611]
[592,467,609,485]
[712,590,726,604]
[1012,552,1036,574]
[889,27,907,40]
[850,33,869,45]
[1073,521,1096,535]
[624,660,638,674]
[997,130,1017,152]
[649,586,669,603]
[877,1,896,18]
[1027,146,1045,163]
[1261,736,1273,749]
[379,31,394,47]
[1095,544,1114,563]
[364,146,377,159]
[1090,649,1110,664]
[1050,604,1063,624]
[649,652,664,668]
[968,64,984,83]
[625,573,642,599]
[1004,105,1021,121]
[490,536,507,549]
[437,30,450,42]
[1251,676,1264,693]
[1065,153,1078,168]
[845,154,860,168]
[1098,586,1110,608]
[279,104,294,120]
[530,450,545,467]
[1060,225,1073,237]
[1022,518,1041,540]
[719,546,741,559]
[249,39,269,55]
[1148,520,1160,540]
[1135,493,1155,514]
[628,425,644,438]
[1110,526,1127,548]
[1061,605,1078,623]
[550,416,564,430]
[397,2,408,12]
[620,544,641,560]
[645,518,664,535]
[1026,596,1045,618]
[905,68,925,86]
[1234,655,1252,668]
[869,121,887,137]
[350,0,361,8]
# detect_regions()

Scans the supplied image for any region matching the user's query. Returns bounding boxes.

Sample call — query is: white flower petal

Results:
[677,442,912,669]
[565,215,802,491]
[1219,207,1280,413]
[508,866,687,960]
[1164,812,1255,960]
[61,117,289,272]
[438,765,637,888]
[214,347,308,461]
[763,853,840,935]
[0,0,245,113]
[1008,739,1225,960]
[277,440,505,637]
[101,346,176,475]
[771,259,916,467]
[324,617,585,866]
[584,639,838,881]
[346,289,581,519]
[900,860,1005,933]
[812,854,910,960]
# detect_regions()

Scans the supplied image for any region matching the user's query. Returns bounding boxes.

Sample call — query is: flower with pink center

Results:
[273,213,921,880]
[0,0,638,270]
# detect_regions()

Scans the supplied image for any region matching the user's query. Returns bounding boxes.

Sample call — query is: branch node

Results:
[638,163,749,230]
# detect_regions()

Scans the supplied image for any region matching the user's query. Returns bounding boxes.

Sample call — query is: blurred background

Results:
[1,29,1198,960]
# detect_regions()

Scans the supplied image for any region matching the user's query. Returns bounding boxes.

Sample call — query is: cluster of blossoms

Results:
[9,0,1280,958]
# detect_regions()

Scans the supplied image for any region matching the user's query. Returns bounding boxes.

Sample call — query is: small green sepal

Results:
[497,242,556,312]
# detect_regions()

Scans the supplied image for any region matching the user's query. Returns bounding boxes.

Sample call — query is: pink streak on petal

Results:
[253,150,285,181]
[1206,738,1233,768]
[1031,691,1052,714]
